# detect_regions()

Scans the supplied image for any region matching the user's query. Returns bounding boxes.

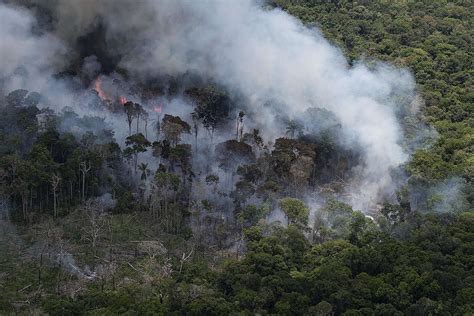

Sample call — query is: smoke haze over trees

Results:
[0,0,472,314]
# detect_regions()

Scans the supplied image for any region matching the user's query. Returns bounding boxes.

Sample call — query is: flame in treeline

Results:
[93,77,161,111]
[119,95,127,105]
[94,77,108,100]
[94,77,128,106]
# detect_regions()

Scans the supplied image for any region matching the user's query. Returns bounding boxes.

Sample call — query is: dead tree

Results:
[137,240,167,260]
[79,161,91,201]
[82,199,106,251]
[236,111,245,141]
[142,111,149,139]
[50,174,60,217]
[179,248,194,273]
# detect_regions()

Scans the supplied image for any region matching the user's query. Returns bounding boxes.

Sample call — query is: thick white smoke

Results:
[112,0,415,209]
[0,4,66,93]
[1,0,420,210]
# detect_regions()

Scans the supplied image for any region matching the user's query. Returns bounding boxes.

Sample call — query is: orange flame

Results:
[95,77,128,106]
[94,77,108,100]
[119,96,127,105]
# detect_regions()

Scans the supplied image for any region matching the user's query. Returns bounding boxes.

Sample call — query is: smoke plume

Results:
[1,0,425,210]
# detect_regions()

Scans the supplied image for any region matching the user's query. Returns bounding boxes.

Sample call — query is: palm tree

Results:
[138,163,150,181]
[142,111,149,139]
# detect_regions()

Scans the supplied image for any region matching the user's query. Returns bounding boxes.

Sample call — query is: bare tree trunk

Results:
[30,187,33,212]
[53,190,56,217]
[210,128,214,145]
[134,154,138,173]
[50,174,60,218]
[56,257,62,295]
[193,121,199,153]
[136,114,140,134]
[236,118,240,140]
[80,162,91,201]
[70,181,73,204]
[38,244,47,285]
[21,192,27,221]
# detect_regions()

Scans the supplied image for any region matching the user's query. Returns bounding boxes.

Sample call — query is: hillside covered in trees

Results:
[0,0,472,315]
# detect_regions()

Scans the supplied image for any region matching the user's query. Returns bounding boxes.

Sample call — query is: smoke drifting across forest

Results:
[0,0,430,211]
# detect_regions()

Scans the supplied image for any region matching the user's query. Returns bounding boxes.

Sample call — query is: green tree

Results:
[279,197,309,227]
[285,120,303,139]
[125,133,151,172]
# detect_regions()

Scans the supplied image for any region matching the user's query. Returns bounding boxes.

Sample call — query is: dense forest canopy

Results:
[0,0,472,315]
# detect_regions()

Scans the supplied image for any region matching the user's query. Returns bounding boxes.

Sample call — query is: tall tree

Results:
[123,101,136,136]
[79,161,91,202]
[187,86,230,144]
[279,197,309,227]
[50,174,60,217]
[161,115,191,147]
[236,111,245,141]
[125,133,151,172]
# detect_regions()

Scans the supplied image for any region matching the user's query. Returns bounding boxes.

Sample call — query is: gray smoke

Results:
[0,3,66,93]
[0,0,426,210]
